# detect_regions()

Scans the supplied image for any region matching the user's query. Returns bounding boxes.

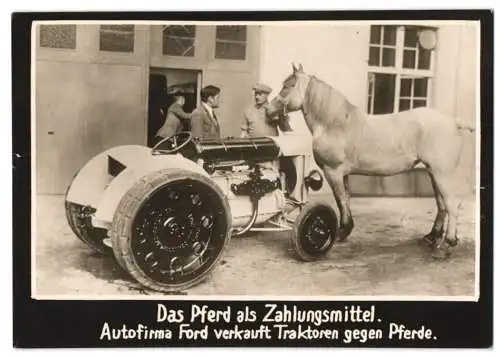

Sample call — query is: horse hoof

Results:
[446,237,459,247]
[431,246,451,260]
[336,229,350,243]
[420,234,436,247]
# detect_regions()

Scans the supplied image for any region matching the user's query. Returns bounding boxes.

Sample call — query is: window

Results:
[399,77,429,111]
[99,25,135,53]
[367,25,436,114]
[368,25,397,67]
[215,26,247,60]
[39,25,76,49]
[162,25,196,57]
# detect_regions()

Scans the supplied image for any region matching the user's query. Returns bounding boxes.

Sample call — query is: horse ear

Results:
[292,62,299,73]
[298,63,304,72]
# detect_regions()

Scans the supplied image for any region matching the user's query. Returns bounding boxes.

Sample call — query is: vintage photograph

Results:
[32,20,480,300]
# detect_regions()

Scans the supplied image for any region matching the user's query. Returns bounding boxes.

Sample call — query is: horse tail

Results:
[455,117,476,133]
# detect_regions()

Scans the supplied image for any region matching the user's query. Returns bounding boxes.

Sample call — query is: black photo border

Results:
[13,10,494,348]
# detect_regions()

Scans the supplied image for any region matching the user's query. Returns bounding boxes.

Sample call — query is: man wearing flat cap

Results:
[240,82,291,138]
[154,88,192,145]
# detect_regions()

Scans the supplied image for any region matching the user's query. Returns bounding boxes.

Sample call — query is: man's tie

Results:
[212,111,220,132]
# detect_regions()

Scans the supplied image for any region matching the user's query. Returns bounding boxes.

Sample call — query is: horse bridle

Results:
[273,75,312,118]
[274,93,290,118]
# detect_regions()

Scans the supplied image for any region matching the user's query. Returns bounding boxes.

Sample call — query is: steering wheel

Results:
[151,131,194,155]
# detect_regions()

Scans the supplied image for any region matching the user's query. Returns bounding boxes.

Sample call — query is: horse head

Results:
[266,62,310,118]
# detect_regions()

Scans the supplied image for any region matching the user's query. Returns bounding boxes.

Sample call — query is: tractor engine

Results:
[210,164,286,229]
[188,137,288,230]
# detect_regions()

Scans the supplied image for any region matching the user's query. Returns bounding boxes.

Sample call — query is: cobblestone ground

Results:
[34,194,477,298]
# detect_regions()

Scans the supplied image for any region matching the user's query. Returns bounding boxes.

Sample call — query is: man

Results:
[240,82,293,138]
[154,88,192,145]
[191,85,221,140]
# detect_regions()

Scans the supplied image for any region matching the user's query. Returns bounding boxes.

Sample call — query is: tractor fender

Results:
[92,152,209,228]
[65,145,148,208]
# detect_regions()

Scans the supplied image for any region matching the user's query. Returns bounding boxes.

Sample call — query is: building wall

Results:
[446,23,478,194]
[35,24,260,194]
[35,22,478,197]
[258,22,478,197]
[35,25,149,194]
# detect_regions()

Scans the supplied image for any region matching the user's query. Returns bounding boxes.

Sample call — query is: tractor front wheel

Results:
[291,201,337,262]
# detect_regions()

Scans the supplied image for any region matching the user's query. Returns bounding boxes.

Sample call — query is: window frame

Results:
[98,24,136,53]
[38,24,78,52]
[161,25,197,57]
[367,25,437,114]
[214,25,248,61]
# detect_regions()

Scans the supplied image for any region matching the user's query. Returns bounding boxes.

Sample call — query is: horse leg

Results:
[323,166,354,242]
[422,173,447,246]
[428,171,460,259]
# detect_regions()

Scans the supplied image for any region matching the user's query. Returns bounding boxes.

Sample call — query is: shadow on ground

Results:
[34,195,477,298]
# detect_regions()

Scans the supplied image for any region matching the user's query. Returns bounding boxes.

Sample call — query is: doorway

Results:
[147,67,201,147]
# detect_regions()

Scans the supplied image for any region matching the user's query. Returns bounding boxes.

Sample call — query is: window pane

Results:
[373,73,396,114]
[101,24,134,32]
[403,49,416,69]
[216,26,247,42]
[382,48,395,67]
[418,48,432,70]
[413,99,427,108]
[99,25,134,52]
[40,25,76,49]
[215,42,246,60]
[370,25,382,44]
[400,78,412,97]
[414,78,428,97]
[399,99,411,111]
[383,25,397,46]
[404,27,418,48]
[162,26,196,57]
[369,46,380,66]
[163,38,195,56]
[100,33,134,52]
[215,25,247,60]
[164,25,196,38]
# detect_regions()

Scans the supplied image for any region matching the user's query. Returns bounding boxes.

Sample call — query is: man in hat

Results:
[154,88,192,145]
[240,82,292,138]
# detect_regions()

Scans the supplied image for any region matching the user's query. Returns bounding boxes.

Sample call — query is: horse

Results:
[266,63,475,259]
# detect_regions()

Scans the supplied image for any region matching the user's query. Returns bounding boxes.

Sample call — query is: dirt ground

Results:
[34,194,477,298]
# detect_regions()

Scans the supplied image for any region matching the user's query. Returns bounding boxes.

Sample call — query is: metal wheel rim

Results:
[298,206,336,257]
[130,179,228,286]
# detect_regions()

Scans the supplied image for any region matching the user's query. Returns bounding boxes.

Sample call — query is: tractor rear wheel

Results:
[111,169,232,293]
[65,186,111,255]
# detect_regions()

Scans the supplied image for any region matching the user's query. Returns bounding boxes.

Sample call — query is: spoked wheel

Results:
[64,180,111,255]
[111,169,231,293]
[291,201,338,262]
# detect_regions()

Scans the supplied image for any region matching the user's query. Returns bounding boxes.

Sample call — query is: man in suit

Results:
[191,85,221,140]
[154,88,192,145]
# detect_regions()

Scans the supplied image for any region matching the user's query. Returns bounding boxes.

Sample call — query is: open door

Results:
[147,74,168,147]
[147,68,200,146]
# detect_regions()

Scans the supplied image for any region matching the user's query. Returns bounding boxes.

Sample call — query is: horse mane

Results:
[304,75,358,127]
[283,74,295,87]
